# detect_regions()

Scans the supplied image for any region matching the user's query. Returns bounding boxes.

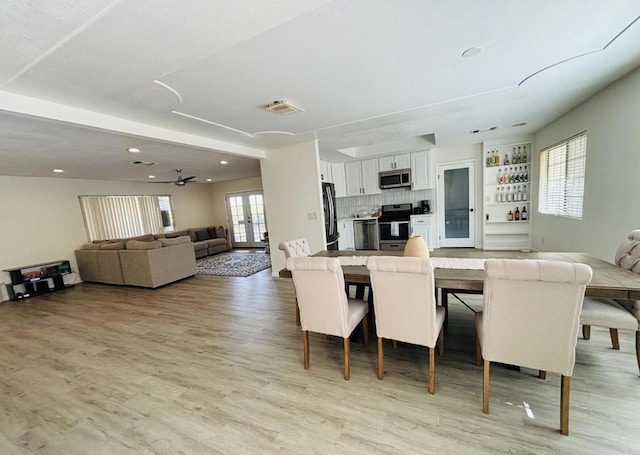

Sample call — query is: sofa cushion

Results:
[195,230,210,241]
[100,241,126,250]
[215,226,226,238]
[126,239,162,250]
[159,236,191,247]
[81,243,103,250]
[207,226,218,238]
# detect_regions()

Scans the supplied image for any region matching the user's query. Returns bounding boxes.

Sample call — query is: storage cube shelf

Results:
[483,141,532,250]
[3,260,73,301]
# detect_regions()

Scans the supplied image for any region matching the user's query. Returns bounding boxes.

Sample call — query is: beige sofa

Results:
[75,236,196,288]
[156,226,230,259]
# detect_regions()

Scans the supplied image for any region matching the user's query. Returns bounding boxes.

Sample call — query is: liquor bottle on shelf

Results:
[504,169,510,183]
[494,150,500,166]
[506,186,513,202]
[500,187,507,203]
[522,185,528,201]
[496,187,502,203]
[521,206,528,221]
[504,153,509,165]
[522,145,528,163]
[498,169,503,184]
[524,165,528,182]
[515,207,520,221]
[486,151,492,167]
[507,210,514,221]
[515,186,521,202]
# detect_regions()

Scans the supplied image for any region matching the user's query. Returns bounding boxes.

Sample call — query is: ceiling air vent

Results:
[264,100,304,115]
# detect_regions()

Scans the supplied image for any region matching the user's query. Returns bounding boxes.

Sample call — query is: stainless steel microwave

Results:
[379,168,411,189]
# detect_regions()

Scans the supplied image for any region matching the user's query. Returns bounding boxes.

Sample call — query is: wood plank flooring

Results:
[0,268,639,454]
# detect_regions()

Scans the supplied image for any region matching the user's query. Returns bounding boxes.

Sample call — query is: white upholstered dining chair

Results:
[580,229,640,375]
[476,259,592,436]
[279,238,312,325]
[366,256,445,394]
[287,256,369,380]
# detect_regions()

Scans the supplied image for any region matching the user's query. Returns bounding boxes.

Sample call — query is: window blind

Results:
[538,133,587,219]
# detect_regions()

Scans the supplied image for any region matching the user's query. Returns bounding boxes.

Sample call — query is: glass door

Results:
[226,191,268,248]
[437,160,475,247]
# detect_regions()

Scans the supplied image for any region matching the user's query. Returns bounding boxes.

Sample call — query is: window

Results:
[538,132,587,219]
[79,195,174,241]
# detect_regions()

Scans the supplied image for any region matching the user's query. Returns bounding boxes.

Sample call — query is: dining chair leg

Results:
[538,370,547,380]
[377,337,384,380]
[483,359,490,414]
[303,330,310,370]
[343,337,351,380]
[295,298,301,326]
[476,338,482,367]
[560,375,571,436]
[428,346,436,394]
[362,315,369,346]
[442,289,449,332]
[610,328,620,350]
[582,324,591,340]
[438,328,444,357]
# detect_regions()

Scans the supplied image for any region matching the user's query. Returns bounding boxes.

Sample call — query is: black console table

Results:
[3,260,73,301]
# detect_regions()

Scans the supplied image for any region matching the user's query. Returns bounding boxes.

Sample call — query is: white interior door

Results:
[437,160,475,247]
[226,191,268,248]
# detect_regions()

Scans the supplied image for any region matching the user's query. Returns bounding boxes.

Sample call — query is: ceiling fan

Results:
[150,169,196,186]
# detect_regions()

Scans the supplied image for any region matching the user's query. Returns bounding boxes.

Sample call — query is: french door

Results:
[436,160,476,247]
[226,191,268,248]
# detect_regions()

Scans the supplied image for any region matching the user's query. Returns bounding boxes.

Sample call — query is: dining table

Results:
[279,249,640,301]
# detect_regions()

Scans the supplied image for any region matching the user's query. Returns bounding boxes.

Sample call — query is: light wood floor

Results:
[1,268,639,454]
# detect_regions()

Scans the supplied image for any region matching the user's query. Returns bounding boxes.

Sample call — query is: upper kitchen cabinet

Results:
[319,160,332,182]
[345,158,380,196]
[379,153,411,172]
[411,151,431,190]
[331,162,347,197]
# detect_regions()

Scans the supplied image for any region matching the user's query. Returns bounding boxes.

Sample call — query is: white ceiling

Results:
[1,0,640,183]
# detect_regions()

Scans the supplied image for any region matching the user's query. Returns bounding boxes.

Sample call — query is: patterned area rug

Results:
[196,252,271,277]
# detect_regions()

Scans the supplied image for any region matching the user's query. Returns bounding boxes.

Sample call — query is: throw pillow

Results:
[165,233,179,239]
[207,226,218,239]
[215,226,225,238]
[195,230,210,241]
[100,241,126,250]
[159,236,191,247]
[126,239,162,250]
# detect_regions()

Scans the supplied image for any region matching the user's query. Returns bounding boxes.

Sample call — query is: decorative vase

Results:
[404,235,429,258]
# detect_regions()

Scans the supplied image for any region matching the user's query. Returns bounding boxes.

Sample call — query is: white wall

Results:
[0,176,214,300]
[532,66,640,261]
[429,143,482,247]
[261,141,325,275]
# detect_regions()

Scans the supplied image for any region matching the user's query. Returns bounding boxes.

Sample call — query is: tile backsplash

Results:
[336,188,433,219]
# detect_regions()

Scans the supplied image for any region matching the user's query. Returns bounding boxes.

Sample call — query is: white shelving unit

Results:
[482,141,532,250]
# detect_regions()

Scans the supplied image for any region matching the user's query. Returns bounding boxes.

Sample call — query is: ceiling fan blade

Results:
[182,176,196,182]
[148,180,176,184]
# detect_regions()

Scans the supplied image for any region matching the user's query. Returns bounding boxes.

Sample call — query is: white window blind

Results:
[80,195,166,241]
[538,132,587,219]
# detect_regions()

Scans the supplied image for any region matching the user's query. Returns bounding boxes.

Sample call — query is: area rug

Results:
[196,252,271,277]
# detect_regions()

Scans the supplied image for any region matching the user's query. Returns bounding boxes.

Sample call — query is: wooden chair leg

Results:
[343,337,350,380]
[442,290,449,332]
[610,328,620,350]
[560,375,571,436]
[362,315,369,346]
[538,370,546,380]
[438,328,444,357]
[483,359,490,414]
[428,346,436,394]
[377,337,384,380]
[476,338,482,366]
[295,298,301,326]
[636,331,640,375]
[582,324,591,340]
[303,330,309,370]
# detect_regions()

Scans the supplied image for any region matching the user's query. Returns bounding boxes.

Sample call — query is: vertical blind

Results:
[538,132,587,219]
[80,195,164,241]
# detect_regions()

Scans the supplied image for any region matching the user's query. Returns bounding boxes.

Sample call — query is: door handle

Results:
[469,208,474,212]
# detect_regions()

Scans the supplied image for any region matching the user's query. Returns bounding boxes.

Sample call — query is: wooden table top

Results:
[278,249,640,300]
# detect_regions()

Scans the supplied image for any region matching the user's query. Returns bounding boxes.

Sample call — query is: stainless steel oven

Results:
[378,203,412,251]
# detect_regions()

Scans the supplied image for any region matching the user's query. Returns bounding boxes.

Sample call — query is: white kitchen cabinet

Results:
[410,214,433,250]
[319,160,332,182]
[411,151,431,190]
[338,219,355,250]
[379,153,410,172]
[331,162,346,197]
[345,158,380,196]
[482,141,532,250]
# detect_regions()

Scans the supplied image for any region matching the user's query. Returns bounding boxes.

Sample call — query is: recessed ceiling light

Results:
[462,46,482,58]
[53,169,64,173]
[148,175,156,179]
[206,178,212,182]
[220,160,228,165]
[512,122,528,127]
[127,147,141,153]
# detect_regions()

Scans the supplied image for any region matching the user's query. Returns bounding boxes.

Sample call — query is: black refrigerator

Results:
[322,182,339,250]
